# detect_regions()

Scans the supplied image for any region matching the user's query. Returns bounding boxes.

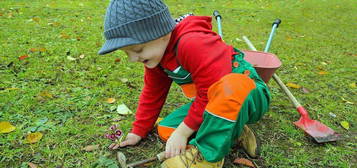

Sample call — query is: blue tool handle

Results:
[264,19,282,52]
[213,10,223,39]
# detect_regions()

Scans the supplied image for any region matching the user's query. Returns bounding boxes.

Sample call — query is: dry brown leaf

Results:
[28,162,38,168]
[25,132,43,144]
[301,87,311,93]
[82,144,99,152]
[318,71,328,75]
[107,98,116,104]
[286,82,301,89]
[19,54,29,61]
[0,121,16,133]
[233,158,255,167]
[29,48,38,52]
[115,58,121,63]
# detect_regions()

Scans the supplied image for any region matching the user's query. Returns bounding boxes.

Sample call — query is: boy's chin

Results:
[144,62,159,69]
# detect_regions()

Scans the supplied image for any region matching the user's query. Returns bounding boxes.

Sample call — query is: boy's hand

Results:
[165,130,188,158]
[108,133,142,150]
[165,122,194,158]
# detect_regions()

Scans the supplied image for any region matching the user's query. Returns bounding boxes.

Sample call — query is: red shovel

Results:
[241,19,340,143]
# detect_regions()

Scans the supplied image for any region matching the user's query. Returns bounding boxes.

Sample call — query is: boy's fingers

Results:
[108,143,116,149]
[112,144,120,149]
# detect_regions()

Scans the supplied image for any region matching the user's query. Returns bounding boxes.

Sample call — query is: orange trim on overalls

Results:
[157,125,175,142]
[180,83,197,99]
[206,73,256,121]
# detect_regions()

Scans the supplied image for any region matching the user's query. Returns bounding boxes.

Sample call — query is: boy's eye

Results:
[133,48,143,53]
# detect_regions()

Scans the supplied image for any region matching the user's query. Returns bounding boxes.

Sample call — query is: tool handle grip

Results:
[213,10,222,20]
[272,19,282,27]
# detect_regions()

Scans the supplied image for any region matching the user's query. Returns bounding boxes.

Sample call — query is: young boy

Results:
[98,0,271,167]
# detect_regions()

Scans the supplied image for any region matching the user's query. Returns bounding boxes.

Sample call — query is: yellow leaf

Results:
[318,71,328,75]
[32,17,40,23]
[350,83,356,88]
[286,82,301,89]
[340,121,350,130]
[38,48,46,52]
[5,88,19,91]
[38,91,53,99]
[82,144,99,152]
[0,121,16,133]
[25,132,43,143]
[107,98,116,104]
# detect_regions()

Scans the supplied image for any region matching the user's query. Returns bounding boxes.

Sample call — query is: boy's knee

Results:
[206,73,256,121]
[157,125,175,142]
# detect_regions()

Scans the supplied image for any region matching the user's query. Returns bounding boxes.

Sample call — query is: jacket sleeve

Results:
[131,66,172,137]
[177,32,233,130]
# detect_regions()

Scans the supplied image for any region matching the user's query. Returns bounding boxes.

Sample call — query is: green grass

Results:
[0,0,356,167]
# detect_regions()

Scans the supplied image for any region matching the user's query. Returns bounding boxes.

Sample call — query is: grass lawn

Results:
[0,0,356,167]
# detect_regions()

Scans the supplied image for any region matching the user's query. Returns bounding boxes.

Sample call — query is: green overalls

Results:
[157,49,271,162]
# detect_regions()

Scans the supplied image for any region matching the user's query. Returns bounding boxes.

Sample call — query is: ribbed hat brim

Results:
[98,37,140,55]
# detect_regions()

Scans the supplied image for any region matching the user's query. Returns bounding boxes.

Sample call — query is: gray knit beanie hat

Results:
[98,0,176,55]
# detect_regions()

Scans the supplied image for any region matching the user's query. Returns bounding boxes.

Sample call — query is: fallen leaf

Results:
[349,83,356,88]
[116,104,132,115]
[120,78,128,83]
[114,58,121,63]
[67,56,76,61]
[233,158,255,167]
[82,144,99,152]
[32,17,40,23]
[19,54,29,60]
[341,97,354,104]
[286,82,301,89]
[321,62,328,65]
[117,152,127,168]
[28,162,38,168]
[107,98,116,104]
[340,121,350,130]
[38,91,53,99]
[60,32,70,39]
[5,88,19,91]
[112,117,123,122]
[79,54,85,59]
[301,87,311,93]
[29,48,38,52]
[318,71,328,75]
[25,132,43,143]
[0,121,16,133]
[38,48,46,52]
[329,112,336,118]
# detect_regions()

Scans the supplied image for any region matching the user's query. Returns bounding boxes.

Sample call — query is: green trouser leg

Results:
[189,81,270,162]
[158,102,191,129]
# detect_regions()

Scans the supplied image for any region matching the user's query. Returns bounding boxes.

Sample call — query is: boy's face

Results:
[121,33,171,69]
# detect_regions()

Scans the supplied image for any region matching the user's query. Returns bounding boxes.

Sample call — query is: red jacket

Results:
[132,16,234,137]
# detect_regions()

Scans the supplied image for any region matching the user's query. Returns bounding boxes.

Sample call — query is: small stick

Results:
[127,151,165,168]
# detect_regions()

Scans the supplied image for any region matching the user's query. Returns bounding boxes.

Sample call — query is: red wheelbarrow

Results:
[213,11,340,143]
